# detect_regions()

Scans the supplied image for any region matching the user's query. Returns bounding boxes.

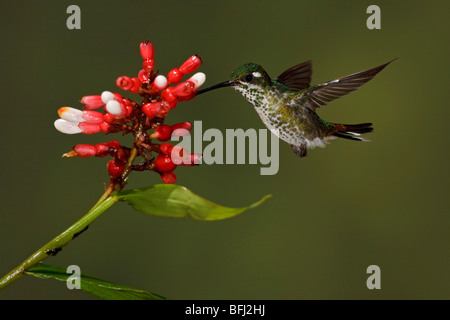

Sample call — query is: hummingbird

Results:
[197,59,393,157]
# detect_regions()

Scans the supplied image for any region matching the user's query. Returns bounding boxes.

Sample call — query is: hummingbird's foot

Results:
[291,143,307,158]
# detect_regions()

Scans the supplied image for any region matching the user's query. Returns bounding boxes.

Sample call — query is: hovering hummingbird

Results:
[197,59,393,157]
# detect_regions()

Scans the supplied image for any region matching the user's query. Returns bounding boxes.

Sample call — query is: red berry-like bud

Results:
[139,41,154,60]
[138,69,149,83]
[167,68,183,84]
[160,172,177,184]
[116,76,134,91]
[107,159,125,177]
[82,110,104,124]
[81,95,104,109]
[116,148,129,163]
[107,140,121,149]
[142,103,155,118]
[177,73,205,101]
[171,123,192,138]
[179,55,202,75]
[171,122,192,132]
[142,59,154,72]
[142,102,169,118]
[129,77,142,93]
[125,105,133,116]
[78,122,101,134]
[171,80,195,98]
[161,99,177,110]
[99,122,110,132]
[173,151,202,166]
[177,93,196,101]
[103,112,116,123]
[159,143,173,155]
[73,144,97,158]
[95,143,109,157]
[154,154,177,172]
[169,145,187,165]
[113,92,123,100]
[180,153,202,166]
[154,125,173,141]
[161,88,177,103]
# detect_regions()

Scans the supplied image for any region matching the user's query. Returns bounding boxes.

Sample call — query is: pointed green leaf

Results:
[116,184,270,221]
[26,264,166,300]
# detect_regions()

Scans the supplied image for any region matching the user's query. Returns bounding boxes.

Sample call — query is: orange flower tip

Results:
[62,151,78,158]
[57,106,70,117]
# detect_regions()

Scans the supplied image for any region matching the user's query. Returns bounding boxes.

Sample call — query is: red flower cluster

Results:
[54,41,204,184]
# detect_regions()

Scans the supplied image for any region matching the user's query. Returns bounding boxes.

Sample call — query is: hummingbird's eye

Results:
[243,74,254,82]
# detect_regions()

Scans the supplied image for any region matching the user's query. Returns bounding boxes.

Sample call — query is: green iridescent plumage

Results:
[198,60,393,157]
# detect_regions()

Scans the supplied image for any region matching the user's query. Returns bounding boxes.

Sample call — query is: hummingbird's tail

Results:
[333,123,373,141]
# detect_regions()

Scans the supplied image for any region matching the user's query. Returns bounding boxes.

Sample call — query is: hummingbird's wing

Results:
[300,60,394,111]
[275,60,312,91]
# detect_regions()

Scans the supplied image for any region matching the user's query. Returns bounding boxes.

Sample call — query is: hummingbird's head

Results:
[229,63,271,88]
[196,63,271,96]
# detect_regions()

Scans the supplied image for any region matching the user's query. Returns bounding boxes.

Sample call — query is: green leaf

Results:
[117,184,270,221]
[26,264,166,300]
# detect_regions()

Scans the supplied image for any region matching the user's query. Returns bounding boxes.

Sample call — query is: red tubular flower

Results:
[78,122,102,134]
[103,112,116,123]
[170,147,202,166]
[179,55,202,75]
[116,76,134,91]
[162,99,178,110]
[159,143,173,155]
[95,143,109,157]
[142,59,154,72]
[171,80,196,98]
[139,41,154,60]
[152,125,173,141]
[170,72,206,100]
[55,41,204,184]
[161,87,177,103]
[178,153,203,166]
[167,68,183,84]
[107,159,125,177]
[81,110,104,124]
[129,77,142,93]
[64,141,121,158]
[107,141,121,148]
[151,122,192,141]
[154,154,177,173]
[171,122,192,136]
[160,172,177,184]
[138,69,149,83]
[142,102,169,118]
[66,144,98,158]
[81,95,104,109]
[99,122,110,132]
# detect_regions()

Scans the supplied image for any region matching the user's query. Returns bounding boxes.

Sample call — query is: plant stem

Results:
[0,143,140,291]
[0,190,117,290]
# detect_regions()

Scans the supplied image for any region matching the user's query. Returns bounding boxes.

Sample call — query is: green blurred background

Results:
[0,0,448,299]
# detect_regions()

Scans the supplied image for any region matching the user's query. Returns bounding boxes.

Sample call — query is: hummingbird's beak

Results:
[196,80,235,95]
